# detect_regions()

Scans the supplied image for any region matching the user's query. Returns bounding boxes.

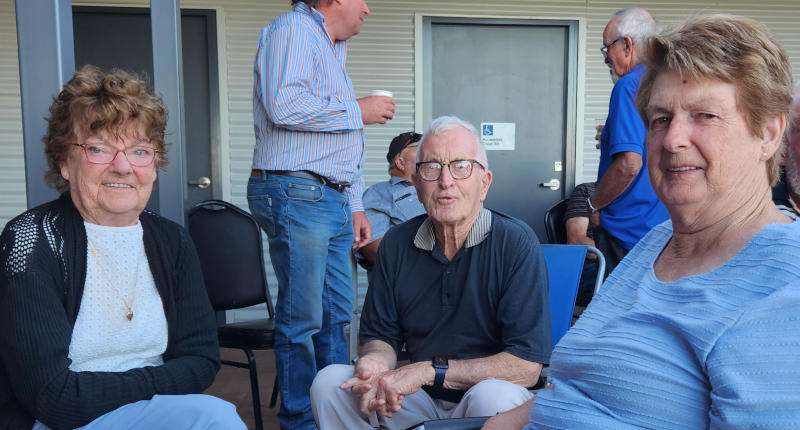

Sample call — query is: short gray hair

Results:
[636,14,793,186]
[612,7,656,47]
[418,116,489,168]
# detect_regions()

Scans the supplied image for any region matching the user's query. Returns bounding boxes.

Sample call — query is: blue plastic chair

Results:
[540,244,605,348]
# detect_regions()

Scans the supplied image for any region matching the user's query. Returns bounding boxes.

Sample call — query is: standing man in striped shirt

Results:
[248,1,394,429]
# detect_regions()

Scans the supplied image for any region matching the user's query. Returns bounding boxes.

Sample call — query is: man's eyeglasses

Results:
[416,159,485,182]
[600,37,624,58]
[73,143,161,167]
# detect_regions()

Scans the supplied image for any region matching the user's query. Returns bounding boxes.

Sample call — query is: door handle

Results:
[189,176,211,189]
[539,178,560,191]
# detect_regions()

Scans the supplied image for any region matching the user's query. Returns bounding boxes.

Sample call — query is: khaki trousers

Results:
[311,364,533,430]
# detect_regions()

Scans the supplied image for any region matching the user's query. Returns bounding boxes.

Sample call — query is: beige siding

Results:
[2,0,800,230]
[0,0,24,227]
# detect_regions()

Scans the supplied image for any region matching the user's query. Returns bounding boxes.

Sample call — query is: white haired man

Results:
[310,116,551,429]
[590,7,669,273]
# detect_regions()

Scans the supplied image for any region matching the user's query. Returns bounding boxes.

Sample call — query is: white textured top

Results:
[68,221,168,372]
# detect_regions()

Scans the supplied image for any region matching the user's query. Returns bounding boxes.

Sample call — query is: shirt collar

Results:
[413,208,492,251]
[390,175,411,185]
[294,2,327,33]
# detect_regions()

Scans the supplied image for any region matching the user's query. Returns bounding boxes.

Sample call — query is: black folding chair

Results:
[543,199,569,244]
[188,200,277,430]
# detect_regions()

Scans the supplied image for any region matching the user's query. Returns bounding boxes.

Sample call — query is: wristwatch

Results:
[587,197,599,213]
[432,356,448,388]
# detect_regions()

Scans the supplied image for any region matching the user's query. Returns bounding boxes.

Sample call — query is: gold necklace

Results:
[86,238,141,321]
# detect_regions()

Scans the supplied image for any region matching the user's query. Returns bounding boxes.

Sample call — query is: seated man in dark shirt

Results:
[564,182,601,307]
[564,182,598,248]
[310,116,551,430]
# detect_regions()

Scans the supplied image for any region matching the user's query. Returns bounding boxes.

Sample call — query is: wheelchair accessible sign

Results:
[480,122,515,151]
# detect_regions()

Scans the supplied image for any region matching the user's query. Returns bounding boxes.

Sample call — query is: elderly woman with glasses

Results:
[485,14,800,430]
[0,66,245,430]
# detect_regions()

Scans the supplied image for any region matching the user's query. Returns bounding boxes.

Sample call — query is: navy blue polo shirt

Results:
[359,208,551,372]
[598,64,668,249]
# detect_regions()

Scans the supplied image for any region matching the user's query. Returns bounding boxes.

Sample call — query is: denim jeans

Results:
[247,173,354,430]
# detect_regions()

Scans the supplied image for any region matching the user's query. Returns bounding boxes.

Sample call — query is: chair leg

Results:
[243,349,263,430]
[269,374,279,408]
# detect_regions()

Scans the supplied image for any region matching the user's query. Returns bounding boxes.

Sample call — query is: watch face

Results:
[433,356,448,367]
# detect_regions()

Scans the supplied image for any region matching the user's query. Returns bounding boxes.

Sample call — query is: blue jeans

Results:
[32,394,246,429]
[247,173,354,430]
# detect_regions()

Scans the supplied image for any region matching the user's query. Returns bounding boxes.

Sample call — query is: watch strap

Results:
[432,356,448,388]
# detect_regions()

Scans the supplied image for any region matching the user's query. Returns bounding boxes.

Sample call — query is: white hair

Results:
[417,116,489,168]
[612,7,656,47]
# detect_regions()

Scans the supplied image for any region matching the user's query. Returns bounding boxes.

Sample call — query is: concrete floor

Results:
[205,348,280,430]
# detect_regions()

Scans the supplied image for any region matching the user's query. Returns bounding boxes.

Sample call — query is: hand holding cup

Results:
[358,90,395,125]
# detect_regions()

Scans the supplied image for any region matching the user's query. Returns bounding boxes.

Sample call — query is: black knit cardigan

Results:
[0,193,220,430]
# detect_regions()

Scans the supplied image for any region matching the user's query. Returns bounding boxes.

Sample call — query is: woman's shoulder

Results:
[2,196,66,232]
[745,220,800,261]
[0,197,69,274]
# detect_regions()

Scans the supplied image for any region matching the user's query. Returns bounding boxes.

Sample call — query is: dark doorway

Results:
[73,7,217,212]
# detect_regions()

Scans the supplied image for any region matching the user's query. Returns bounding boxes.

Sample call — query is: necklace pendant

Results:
[126,311,134,321]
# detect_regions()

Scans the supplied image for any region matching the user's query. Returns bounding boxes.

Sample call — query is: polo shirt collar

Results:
[413,208,492,251]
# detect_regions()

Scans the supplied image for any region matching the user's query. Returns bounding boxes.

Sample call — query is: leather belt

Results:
[251,169,348,193]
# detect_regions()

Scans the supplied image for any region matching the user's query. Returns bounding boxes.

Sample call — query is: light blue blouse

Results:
[529,220,800,429]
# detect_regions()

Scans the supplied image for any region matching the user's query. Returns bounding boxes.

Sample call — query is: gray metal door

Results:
[73,7,215,210]
[424,18,578,240]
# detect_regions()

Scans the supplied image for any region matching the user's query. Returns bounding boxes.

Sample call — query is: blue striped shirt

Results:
[252,2,365,211]
[529,220,800,429]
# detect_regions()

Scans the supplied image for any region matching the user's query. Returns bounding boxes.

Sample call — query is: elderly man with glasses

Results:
[590,7,668,274]
[310,116,551,430]
[357,132,427,269]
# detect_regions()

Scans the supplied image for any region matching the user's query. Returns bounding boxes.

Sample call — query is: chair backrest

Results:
[188,200,273,317]
[544,199,568,244]
[541,244,604,349]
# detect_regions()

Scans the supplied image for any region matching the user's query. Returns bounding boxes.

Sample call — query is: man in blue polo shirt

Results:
[589,7,668,272]
[310,116,550,430]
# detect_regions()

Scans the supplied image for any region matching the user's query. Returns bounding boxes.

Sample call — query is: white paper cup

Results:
[370,90,393,98]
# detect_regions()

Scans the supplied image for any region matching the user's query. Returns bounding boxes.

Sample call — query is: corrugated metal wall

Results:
[0,0,24,226]
[3,0,800,229]
[2,1,800,318]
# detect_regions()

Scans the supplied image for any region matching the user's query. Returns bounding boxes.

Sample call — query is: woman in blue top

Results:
[486,14,800,430]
